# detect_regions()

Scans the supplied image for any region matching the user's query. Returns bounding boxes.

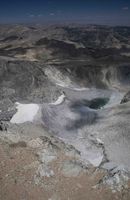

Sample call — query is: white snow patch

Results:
[56,82,70,88]
[50,94,66,105]
[10,103,39,124]
[56,82,88,91]
[71,87,88,91]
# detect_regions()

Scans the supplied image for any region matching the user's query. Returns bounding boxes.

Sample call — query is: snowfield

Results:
[50,94,66,105]
[10,102,39,124]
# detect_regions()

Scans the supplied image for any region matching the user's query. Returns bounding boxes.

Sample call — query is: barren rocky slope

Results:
[0,24,130,200]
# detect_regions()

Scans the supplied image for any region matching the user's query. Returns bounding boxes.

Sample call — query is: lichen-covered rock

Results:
[27,138,43,148]
[34,164,54,185]
[101,170,129,192]
[37,148,57,164]
[61,160,87,177]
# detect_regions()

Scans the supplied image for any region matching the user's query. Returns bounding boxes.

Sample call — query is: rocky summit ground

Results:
[0,125,130,200]
[0,24,130,200]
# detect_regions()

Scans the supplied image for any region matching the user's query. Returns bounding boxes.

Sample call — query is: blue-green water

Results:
[89,98,109,109]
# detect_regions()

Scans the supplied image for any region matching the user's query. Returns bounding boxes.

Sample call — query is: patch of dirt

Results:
[0,137,130,200]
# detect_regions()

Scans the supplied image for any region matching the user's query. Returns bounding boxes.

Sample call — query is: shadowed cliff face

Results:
[0,60,62,104]
[0,59,129,106]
